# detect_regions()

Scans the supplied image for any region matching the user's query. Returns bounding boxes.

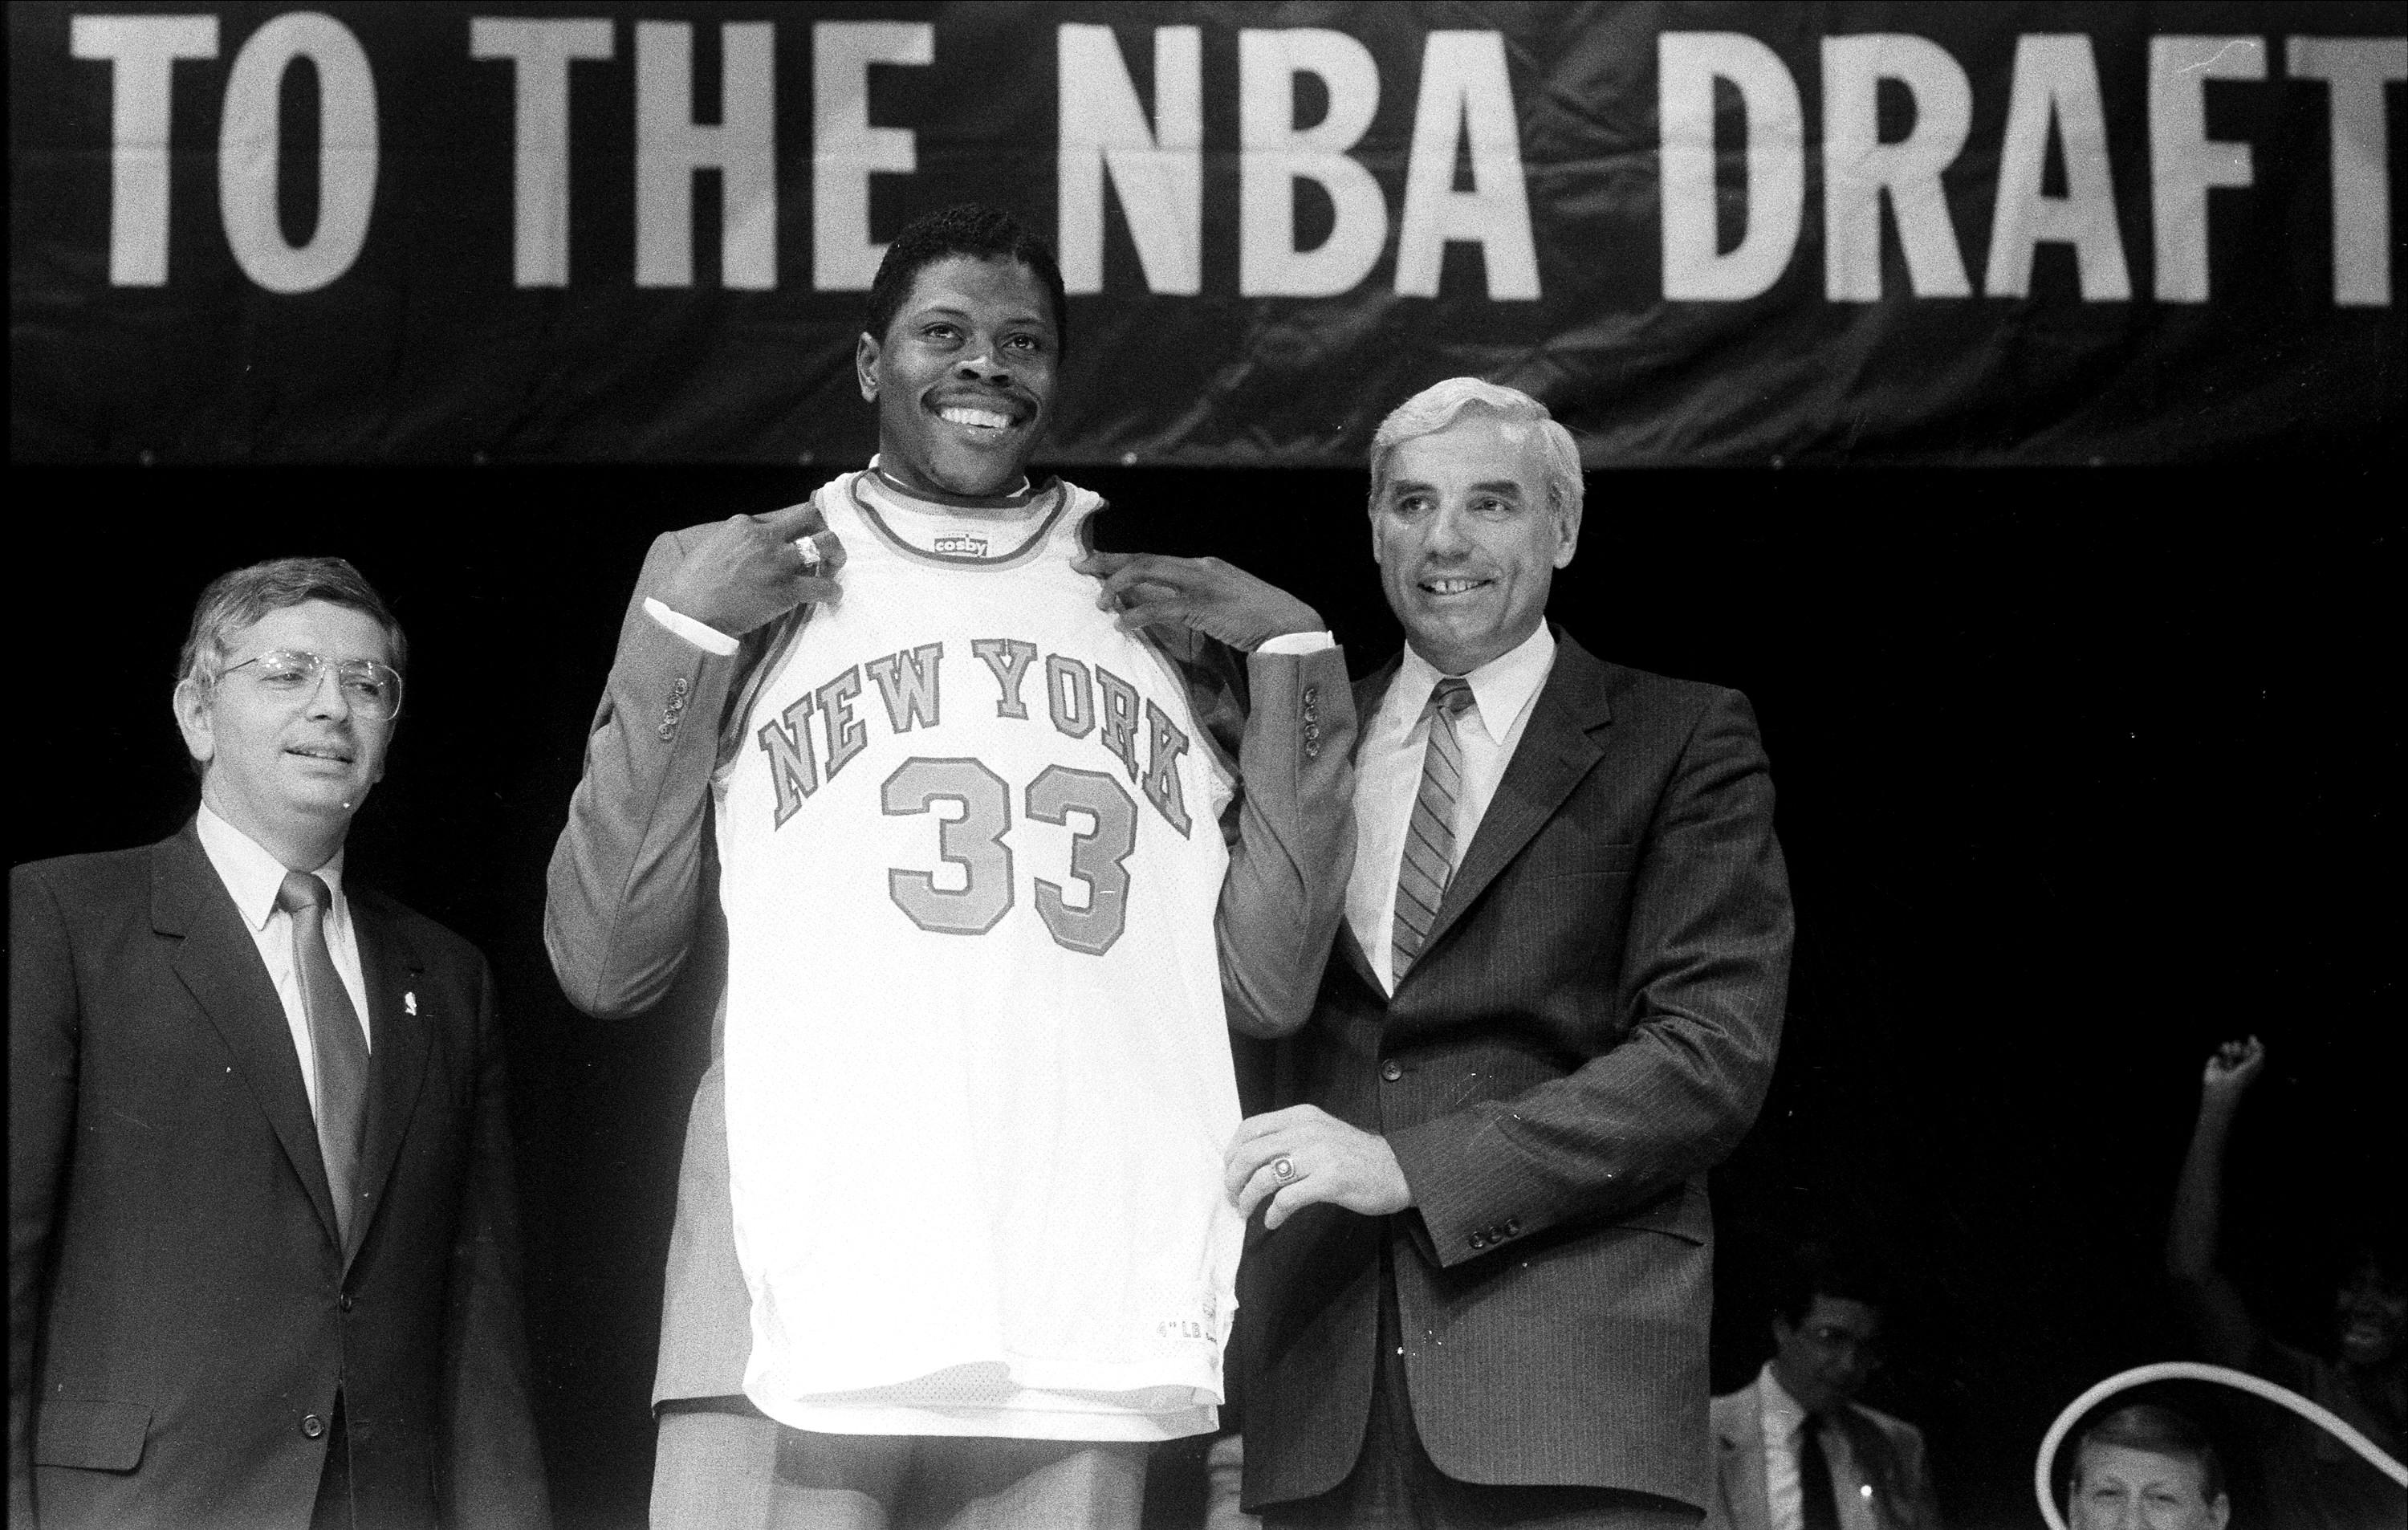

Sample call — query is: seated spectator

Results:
[1706,1247,1943,1530]
[2166,1038,2407,1530]
[2065,1403,2229,1530]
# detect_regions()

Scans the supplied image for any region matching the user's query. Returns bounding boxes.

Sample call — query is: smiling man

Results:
[9,558,547,1529]
[2065,1406,2230,1530]
[1226,378,1792,1528]
[547,205,1354,1528]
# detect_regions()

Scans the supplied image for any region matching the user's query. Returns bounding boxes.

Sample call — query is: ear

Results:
[1771,1313,1794,1349]
[172,679,216,768]
[856,332,881,402]
[2206,1494,2230,1530]
[1552,500,1581,570]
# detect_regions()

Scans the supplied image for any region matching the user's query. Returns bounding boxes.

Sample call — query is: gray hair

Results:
[175,556,407,692]
[1368,378,1584,523]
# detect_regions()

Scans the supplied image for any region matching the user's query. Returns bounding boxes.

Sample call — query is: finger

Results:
[1263,1180,1320,1231]
[789,574,844,607]
[1231,1107,1317,1145]
[1096,560,1186,601]
[1237,1156,1311,1224]
[761,503,829,539]
[1112,601,1190,632]
[1073,550,1137,576]
[792,530,847,572]
[1224,1136,1288,1202]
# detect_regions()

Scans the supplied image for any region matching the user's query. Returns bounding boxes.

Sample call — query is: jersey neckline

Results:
[848,472,1072,572]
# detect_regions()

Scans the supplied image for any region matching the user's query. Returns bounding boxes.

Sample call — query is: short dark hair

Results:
[864,204,1069,357]
[2072,1402,2227,1504]
[176,556,407,692]
[1774,1241,1893,1328]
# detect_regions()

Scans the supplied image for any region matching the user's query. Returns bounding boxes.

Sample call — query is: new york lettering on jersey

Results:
[713,469,1244,1442]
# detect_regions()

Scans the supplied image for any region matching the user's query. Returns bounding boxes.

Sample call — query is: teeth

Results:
[940,407,1011,430]
[1424,578,1484,594]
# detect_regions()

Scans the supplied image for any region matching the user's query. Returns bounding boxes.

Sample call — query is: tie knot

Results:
[1429,676,1474,718]
[276,869,332,918]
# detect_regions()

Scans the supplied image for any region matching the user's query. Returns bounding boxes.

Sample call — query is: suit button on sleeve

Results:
[1468,1231,1487,1250]
[302,1413,326,1438]
[1503,1219,1521,1237]
[1381,1060,1403,1082]
[339,1293,354,1312]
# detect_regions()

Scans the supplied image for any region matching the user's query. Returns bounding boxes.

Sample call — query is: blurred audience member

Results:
[1706,1249,1942,1530]
[2167,1037,2406,1529]
[2065,1404,2229,1530]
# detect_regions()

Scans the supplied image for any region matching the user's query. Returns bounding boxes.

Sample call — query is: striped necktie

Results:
[1391,676,1476,984]
[277,870,369,1250]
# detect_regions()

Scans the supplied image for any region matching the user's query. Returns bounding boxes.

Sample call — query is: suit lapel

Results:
[1835,1406,1902,1528]
[350,893,431,1271]
[1415,634,1615,964]
[153,827,342,1251]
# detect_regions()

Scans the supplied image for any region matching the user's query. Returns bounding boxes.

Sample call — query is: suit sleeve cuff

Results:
[643,596,739,657]
[1257,630,1334,656]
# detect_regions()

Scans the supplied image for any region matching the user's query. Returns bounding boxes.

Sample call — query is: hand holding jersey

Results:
[1078,551,1325,653]
[656,503,847,637]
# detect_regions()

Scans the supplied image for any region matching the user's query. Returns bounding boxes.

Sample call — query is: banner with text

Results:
[10,1,2404,465]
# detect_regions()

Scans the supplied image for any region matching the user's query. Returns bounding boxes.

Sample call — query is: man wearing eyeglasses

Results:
[9,557,548,1529]
[1705,1250,1942,1530]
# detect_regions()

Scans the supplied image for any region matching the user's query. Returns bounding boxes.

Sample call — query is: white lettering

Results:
[1395,31,1540,300]
[70,14,219,287]
[470,18,613,288]
[1057,24,1202,296]
[1658,32,1803,301]
[1238,28,1386,298]
[2150,35,2266,303]
[218,12,379,294]
[813,20,931,292]
[2286,35,2406,307]
[1983,35,2130,300]
[635,21,776,290]
[1821,34,1972,300]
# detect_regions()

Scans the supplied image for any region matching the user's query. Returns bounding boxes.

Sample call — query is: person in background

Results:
[2166,1036,2407,1530]
[2064,1404,2230,1530]
[1704,1247,1942,1530]
[10,557,547,1529]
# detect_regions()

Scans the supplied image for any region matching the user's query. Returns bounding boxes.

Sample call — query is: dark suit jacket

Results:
[9,826,548,1530]
[543,502,1357,1405]
[1239,633,1792,1512]
[1706,1377,1943,1530]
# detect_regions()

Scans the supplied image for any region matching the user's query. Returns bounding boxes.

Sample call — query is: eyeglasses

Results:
[221,649,404,721]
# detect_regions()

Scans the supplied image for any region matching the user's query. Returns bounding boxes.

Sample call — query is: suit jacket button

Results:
[1381,1060,1403,1082]
[1469,1231,1487,1250]
[670,677,690,699]
[656,722,676,740]
[302,1413,326,1438]
[340,1293,355,1312]
[1503,1219,1521,1237]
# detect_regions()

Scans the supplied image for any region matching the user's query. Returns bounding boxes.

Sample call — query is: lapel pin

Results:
[404,991,417,1016]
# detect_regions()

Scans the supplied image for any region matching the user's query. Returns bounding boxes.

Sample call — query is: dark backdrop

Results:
[7,459,2398,1528]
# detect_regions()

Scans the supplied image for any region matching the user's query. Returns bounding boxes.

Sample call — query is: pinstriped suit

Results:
[1238,632,1792,1516]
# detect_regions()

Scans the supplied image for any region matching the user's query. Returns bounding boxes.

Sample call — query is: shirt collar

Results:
[863,454,1038,515]
[195,803,347,933]
[1393,622,1556,746]
[1759,1361,1813,1436]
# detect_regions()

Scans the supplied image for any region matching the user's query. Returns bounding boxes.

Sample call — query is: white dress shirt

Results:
[195,804,372,1121]
[1758,1363,1877,1530]
[1345,623,1556,993]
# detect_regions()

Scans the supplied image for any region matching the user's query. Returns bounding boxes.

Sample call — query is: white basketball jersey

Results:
[715,469,1242,1441]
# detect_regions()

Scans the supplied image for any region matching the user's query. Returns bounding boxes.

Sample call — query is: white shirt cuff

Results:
[644,596,739,657]
[1258,630,1335,656]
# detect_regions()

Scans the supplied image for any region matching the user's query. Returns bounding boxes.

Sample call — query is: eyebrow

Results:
[910,302,1050,328]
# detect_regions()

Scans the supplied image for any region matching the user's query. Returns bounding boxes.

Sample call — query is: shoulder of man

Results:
[1707,1381,1759,1437]
[11,836,180,917]
[1847,1398,1926,1450]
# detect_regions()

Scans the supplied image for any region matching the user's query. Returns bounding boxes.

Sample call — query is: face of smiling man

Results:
[174,599,396,868]
[1371,410,1579,677]
[857,254,1059,499]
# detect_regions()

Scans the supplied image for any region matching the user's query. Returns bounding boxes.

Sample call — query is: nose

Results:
[1424,501,1473,556]
[302,665,352,721]
[954,347,1011,384]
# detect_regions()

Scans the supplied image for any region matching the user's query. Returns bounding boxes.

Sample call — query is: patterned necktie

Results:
[277,870,368,1250]
[1798,1416,1844,1530]
[1390,677,1477,983]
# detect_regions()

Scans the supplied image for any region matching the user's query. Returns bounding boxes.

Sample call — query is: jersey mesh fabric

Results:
[714,471,1242,1441]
